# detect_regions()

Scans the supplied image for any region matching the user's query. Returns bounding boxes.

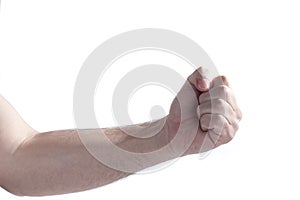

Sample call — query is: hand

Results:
[166,67,242,155]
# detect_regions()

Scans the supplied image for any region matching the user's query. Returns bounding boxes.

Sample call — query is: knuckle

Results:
[234,122,240,131]
[218,85,228,93]
[215,114,226,124]
[213,115,227,134]
[199,92,208,103]
[237,109,243,120]
[200,115,210,130]
[213,76,224,86]
[218,85,230,100]
[214,99,227,111]
[220,75,230,86]
[200,114,207,123]
[223,123,234,142]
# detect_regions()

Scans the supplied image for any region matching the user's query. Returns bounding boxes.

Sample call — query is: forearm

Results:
[1,119,171,196]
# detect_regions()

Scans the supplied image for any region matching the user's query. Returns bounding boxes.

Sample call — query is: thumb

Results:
[196,77,210,92]
[188,67,210,92]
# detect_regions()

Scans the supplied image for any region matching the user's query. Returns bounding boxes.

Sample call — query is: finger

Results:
[197,114,227,152]
[203,77,242,120]
[211,120,238,146]
[198,99,238,125]
[187,67,210,92]
[199,85,238,112]
[200,114,237,146]
[207,125,234,146]
[210,76,230,88]
[200,113,227,132]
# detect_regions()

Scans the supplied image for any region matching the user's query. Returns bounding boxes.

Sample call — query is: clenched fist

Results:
[166,67,242,155]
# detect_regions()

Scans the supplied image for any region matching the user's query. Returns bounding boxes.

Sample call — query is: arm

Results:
[2,122,169,196]
[0,67,242,196]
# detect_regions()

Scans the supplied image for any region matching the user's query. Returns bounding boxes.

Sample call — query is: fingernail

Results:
[197,78,210,90]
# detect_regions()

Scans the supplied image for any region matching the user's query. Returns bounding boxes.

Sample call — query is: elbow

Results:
[0,162,25,197]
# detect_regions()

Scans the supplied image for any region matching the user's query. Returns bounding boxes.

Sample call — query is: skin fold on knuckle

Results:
[219,85,230,101]
[213,99,227,115]
[214,115,226,133]
[220,122,234,144]
[200,114,210,131]
[198,91,209,104]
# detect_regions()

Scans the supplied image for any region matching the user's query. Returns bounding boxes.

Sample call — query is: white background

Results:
[1,0,300,199]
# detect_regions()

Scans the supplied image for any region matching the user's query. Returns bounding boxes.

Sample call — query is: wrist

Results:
[116,117,169,153]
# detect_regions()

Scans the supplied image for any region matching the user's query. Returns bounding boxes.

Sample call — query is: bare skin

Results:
[0,67,242,196]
